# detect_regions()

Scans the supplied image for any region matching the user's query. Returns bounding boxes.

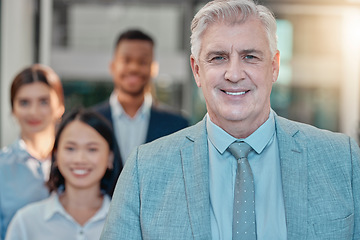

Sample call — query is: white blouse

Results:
[5,193,110,240]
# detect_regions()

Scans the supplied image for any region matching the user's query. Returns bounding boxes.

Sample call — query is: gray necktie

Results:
[228,141,257,239]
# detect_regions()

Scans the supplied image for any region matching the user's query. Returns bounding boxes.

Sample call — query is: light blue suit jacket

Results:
[101,115,360,240]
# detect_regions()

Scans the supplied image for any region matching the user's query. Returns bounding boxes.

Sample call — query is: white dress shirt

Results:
[109,91,152,164]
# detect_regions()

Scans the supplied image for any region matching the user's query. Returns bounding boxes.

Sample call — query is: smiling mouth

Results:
[125,74,143,81]
[72,169,89,175]
[223,90,249,96]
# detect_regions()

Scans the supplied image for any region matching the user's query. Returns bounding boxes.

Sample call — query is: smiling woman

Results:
[5,108,120,240]
[0,64,65,240]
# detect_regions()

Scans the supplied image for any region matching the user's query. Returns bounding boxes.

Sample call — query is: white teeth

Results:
[72,169,88,175]
[225,91,246,96]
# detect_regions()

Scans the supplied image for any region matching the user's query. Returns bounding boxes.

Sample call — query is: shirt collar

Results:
[44,193,66,221]
[109,91,152,119]
[206,109,275,155]
[12,138,30,156]
[206,115,236,155]
[246,110,275,154]
[10,138,40,162]
[44,193,111,223]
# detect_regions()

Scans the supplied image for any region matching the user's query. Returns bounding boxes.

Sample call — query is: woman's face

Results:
[12,82,64,137]
[56,120,112,192]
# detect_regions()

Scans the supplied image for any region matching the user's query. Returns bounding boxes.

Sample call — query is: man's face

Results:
[110,40,153,97]
[191,17,280,138]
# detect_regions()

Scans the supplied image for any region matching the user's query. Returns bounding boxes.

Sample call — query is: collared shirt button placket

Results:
[77,228,85,240]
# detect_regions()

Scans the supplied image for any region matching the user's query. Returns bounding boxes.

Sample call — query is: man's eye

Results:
[138,59,151,66]
[245,55,256,60]
[210,56,226,62]
[121,58,131,64]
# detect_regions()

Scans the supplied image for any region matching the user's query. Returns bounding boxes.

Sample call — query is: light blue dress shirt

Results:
[207,110,287,240]
[0,139,50,240]
[5,193,110,240]
[109,91,151,164]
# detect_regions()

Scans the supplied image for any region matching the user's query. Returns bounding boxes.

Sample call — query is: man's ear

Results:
[190,55,201,87]
[272,50,280,83]
[151,61,159,78]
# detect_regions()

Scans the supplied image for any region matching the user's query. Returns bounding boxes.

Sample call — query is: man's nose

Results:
[224,57,245,82]
[128,61,140,71]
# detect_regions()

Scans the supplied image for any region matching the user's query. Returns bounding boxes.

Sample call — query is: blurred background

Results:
[1,0,360,147]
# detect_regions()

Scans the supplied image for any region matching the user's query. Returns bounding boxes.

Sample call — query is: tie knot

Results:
[228,141,252,160]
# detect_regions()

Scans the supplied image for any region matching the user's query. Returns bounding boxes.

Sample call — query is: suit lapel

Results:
[275,116,308,239]
[145,108,156,142]
[180,119,212,239]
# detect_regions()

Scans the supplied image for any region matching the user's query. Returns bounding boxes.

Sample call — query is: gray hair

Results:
[190,0,278,60]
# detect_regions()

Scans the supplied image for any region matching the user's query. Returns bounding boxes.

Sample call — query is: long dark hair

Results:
[47,108,120,196]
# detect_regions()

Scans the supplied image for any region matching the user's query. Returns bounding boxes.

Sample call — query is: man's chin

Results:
[122,88,145,97]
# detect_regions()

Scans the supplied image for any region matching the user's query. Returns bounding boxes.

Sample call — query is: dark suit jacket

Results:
[92,100,189,170]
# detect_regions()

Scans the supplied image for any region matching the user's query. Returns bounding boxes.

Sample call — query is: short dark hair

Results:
[47,108,120,196]
[10,64,64,110]
[114,29,154,51]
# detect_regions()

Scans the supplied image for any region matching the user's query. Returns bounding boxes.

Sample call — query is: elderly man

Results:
[100,0,360,239]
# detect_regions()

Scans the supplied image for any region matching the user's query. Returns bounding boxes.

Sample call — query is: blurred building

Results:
[1,0,360,147]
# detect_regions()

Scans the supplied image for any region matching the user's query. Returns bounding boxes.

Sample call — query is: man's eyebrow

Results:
[205,51,228,58]
[205,49,264,57]
[240,49,264,56]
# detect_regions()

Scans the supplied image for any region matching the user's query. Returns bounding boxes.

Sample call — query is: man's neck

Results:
[117,92,145,118]
[208,110,270,139]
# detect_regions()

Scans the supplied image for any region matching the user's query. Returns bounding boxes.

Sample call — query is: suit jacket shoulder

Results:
[275,115,350,144]
[91,100,113,126]
[274,115,360,239]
